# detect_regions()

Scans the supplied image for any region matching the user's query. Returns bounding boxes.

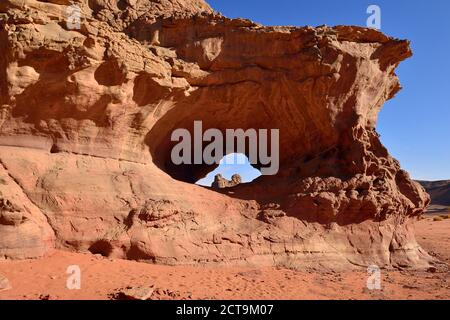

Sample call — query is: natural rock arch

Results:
[0,0,430,269]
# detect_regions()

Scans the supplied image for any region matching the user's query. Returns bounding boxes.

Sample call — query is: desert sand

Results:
[0,216,448,300]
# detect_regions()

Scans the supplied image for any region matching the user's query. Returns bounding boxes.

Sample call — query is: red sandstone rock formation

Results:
[0,0,431,269]
[212,174,242,189]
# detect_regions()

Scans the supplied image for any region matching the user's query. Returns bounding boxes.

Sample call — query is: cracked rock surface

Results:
[0,0,431,269]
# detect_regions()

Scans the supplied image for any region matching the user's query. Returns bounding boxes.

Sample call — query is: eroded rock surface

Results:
[0,0,431,269]
[212,174,242,189]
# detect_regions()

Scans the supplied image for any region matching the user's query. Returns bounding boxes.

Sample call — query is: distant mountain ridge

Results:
[417,180,450,206]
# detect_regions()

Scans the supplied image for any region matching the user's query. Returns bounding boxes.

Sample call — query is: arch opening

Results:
[196,153,262,187]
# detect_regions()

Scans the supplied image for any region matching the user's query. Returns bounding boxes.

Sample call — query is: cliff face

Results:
[0,0,431,269]
[418,181,450,206]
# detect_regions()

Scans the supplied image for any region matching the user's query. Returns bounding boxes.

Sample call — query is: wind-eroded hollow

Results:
[146,84,337,185]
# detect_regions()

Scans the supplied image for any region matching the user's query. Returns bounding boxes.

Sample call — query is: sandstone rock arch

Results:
[0,0,431,269]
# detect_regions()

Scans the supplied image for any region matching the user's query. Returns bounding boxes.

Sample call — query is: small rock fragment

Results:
[119,286,155,300]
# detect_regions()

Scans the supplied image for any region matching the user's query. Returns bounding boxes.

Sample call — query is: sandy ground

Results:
[0,217,449,300]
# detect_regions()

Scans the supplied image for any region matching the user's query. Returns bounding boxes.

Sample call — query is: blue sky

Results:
[197,0,450,185]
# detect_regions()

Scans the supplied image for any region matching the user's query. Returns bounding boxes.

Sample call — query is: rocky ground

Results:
[0,216,448,300]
